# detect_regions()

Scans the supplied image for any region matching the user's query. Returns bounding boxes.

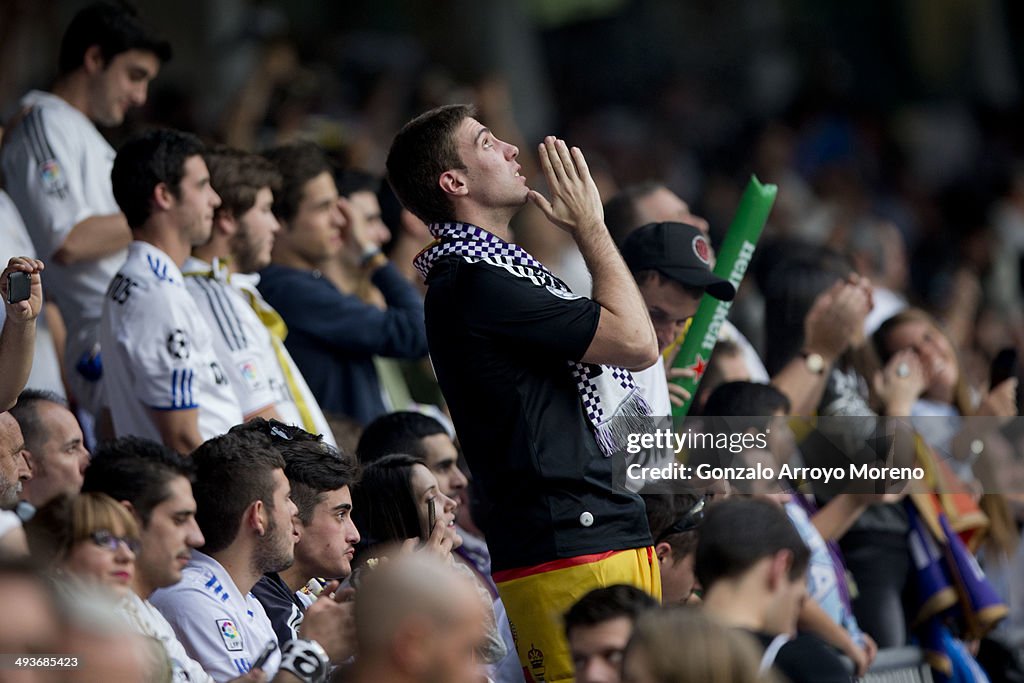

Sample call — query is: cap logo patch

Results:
[692,235,711,265]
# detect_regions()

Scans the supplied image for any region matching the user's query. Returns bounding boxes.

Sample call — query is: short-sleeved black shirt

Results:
[424,257,652,572]
[252,572,304,647]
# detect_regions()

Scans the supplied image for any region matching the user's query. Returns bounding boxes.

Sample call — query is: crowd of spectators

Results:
[1,2,1024,682]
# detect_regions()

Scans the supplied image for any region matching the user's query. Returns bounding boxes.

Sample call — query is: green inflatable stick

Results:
[670,175,777,419]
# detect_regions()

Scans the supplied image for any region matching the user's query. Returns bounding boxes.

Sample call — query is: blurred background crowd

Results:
[4,1,1024,682]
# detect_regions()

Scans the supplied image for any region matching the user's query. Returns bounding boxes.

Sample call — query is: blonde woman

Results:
[26,492,140,598]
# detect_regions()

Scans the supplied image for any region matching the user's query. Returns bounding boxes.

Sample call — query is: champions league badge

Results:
[166,329,191,360]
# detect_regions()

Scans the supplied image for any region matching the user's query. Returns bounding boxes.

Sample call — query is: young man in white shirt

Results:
[149,430,354,682]
[0,2,170,418]
[184,148,336,444]
[101,129,242,452]
[83,436,222,683]
[242,420,359,645]
[85,435,344,683]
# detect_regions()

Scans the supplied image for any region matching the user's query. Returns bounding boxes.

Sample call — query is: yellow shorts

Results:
[493,547,661,683]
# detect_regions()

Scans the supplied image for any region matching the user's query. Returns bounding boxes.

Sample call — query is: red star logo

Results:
[687,353,708,378]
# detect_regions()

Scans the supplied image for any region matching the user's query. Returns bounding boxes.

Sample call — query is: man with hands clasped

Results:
[386,105,660,682]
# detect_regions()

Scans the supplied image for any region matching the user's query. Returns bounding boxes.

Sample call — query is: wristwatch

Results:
[801,351,826,375]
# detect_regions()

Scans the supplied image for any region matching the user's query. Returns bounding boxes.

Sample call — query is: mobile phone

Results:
[6,271,30,305]
[990,348,1018,388]
[427,497,436,538]
[252,640,277,670]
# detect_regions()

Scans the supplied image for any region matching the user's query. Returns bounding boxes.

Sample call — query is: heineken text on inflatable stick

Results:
[670,176,777,418]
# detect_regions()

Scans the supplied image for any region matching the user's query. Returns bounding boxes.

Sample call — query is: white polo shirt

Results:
[149,551,281,681]
[100,241,242,443]
[0,90,127,412]
[183,257,336,445]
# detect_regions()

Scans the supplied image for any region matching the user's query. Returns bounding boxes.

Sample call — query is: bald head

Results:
[355,554,486,682]
[10,392,89,507]
[605,183,709,245]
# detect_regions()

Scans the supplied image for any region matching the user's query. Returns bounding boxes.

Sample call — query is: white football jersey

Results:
[119,591,214,683]
[150,552,281,681]
[0,90,127,411]
[183,257,336,445]
[100,242,242,443]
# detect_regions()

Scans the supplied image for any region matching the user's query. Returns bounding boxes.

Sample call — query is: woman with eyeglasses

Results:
[26,492,140,599]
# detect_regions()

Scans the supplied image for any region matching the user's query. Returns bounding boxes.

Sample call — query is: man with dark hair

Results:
[564,584,658,683]
[604,183,770,390]
[239,420,360,647]
[603,181,709,246]
[357,411,466,496]
[82,436,221,682]
[619,221,736,416]
[643,492,703,606]
[149,429,353,681]
[185,147,337,444]
[696,497,849,683]
[702,380,791,425]
[1,2,171,418]
[386,104,659,682]
[9,389,89,509]
[701,380,878,674]
[334,169,391,264]
[258,143,427,425]
[101,129,243,452]
[324,168,391,293]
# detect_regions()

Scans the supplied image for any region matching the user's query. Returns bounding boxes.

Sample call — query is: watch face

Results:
[806,353,825,374]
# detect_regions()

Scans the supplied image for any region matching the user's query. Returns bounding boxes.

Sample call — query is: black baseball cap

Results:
[621,222,736,301]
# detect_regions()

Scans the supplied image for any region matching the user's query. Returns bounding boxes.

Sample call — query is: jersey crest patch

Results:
[217,619,244,652]
[39,159,68,197]
[238,361,263,392]
[545,284,582,301]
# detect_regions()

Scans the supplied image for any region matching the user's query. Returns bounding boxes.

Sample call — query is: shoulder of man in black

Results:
[251,572,305,647]
[424,256,600,363]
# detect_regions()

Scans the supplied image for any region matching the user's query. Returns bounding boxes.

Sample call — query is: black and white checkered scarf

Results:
[414,222,652,457]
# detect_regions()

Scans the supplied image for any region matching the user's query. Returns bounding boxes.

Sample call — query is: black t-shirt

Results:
[424,257,652,572]
[251,572,305,647]
[752,631,851,683]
